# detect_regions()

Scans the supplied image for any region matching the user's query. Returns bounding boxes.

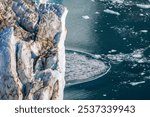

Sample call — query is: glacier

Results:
[0,0,68,100]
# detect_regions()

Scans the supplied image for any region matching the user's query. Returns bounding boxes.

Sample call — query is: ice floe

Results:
[102,48,150,64]
[108,49,117,53]
[111,0,124,4]
[82,15,90,19]
[65,49,111,85]
[140,30,148,33]
[131,49,144,59]
[95,11,100,14]
[104,9,120,15]
[91,0,95,2]
[136,4,150,9]
[129,81,145,86]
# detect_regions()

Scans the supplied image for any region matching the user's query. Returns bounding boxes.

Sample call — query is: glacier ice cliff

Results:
[0,0,68,100]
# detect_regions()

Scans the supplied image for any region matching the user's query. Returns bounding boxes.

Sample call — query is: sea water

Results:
[63,0,150,100]
[34,0,150,100]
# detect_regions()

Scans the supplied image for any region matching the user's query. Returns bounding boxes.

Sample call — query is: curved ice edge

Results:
[65,49,111,87]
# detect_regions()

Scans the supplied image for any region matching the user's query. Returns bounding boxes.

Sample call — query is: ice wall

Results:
[0,0,68,100]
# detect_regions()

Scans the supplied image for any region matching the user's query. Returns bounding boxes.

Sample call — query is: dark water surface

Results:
[53,0,150,99]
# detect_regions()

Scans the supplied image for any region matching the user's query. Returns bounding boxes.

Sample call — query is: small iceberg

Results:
[111,0,124,4]
[82,15,90,19]
[95,11,100,15]
[140,30,148,33]
[91,0,95,2]
[104,9,120,16]
[129,81,145,86]
[131,49,144,59]
[136,4,150,9]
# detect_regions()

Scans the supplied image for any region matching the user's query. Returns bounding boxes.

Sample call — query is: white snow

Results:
[104,9,120,16]
[57,7,68,99]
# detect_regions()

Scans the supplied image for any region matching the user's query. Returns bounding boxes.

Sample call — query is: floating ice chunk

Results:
[111,0,124,4]
[129,81,145,86]
[95,11,100,14]
[139,13,144,16]
[123,38,127,40]
[132,53,143,59]
[109,49,117,53]
[136,4,150,9]
[132,49,144,58]
[140,72,145,76]
[91,0,95,2]
[103,94,107,97]
[82,15,90,19]
[144,76,150,79]
[94,29,98,32]
[104,9,120,16]
[140,30,148,33]
[93,54,101,59]
[131,49,143,59]
[106,48,149,64]
[137,59,145,63]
